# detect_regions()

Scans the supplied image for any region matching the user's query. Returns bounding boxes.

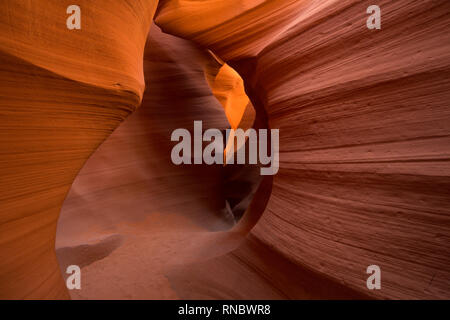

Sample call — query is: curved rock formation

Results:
[1,0,449,300]
[0,0,158,299]
[155,0,450,299]
[55,23,275,299]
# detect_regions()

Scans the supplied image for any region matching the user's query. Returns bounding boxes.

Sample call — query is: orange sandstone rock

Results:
[0,0,158,299]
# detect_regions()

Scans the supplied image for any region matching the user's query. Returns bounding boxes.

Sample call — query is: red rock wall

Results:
[155,0,450,299]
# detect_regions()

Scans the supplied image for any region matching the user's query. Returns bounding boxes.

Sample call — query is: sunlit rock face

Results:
[155,0,307,61]
[0,0,157,299]
[1,0,449,300]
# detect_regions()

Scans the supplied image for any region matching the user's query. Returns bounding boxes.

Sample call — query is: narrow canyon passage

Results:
[55,25,269,299]
[0,0,449,300]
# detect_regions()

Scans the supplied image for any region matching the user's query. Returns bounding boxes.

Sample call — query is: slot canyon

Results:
[0,0,449,300]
